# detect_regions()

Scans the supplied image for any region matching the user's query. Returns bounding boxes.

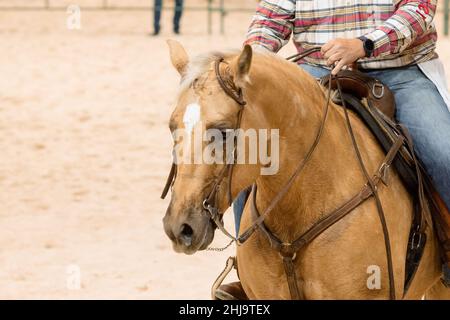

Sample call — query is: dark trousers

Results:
[154,0,184,33]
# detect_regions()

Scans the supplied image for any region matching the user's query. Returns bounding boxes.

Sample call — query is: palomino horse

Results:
[162,40,449,299]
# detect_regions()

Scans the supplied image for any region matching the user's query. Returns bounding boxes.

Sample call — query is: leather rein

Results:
[161,48,406,300]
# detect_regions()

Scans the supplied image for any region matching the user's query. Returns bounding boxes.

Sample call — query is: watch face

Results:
[366,39,375,51]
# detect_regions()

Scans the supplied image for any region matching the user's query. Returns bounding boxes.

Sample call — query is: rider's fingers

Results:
[321,40,336,56]
[332,59,347,75]
[326,53,341,66]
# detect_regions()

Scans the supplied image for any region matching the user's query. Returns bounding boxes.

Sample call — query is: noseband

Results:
[161,48,403,300]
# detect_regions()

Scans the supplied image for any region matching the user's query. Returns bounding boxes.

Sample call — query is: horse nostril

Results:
[180,223,194,247]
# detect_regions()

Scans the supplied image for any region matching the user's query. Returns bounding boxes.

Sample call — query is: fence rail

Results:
[1,0,449,36]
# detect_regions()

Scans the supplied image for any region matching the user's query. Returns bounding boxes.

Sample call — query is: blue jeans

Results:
[154,0,183,33]
[233,63,450,235]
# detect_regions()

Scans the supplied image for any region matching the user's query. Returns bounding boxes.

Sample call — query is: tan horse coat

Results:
[164,41,449,299]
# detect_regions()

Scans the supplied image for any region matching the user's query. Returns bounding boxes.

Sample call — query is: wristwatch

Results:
[358,36,375,58]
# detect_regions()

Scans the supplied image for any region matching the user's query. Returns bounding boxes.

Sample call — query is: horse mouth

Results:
[198,220,216,250]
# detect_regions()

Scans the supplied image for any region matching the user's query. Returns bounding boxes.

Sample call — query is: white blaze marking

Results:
[183,103,201,135]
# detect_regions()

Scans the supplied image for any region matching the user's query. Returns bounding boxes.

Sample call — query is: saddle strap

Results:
[211,256,236,300]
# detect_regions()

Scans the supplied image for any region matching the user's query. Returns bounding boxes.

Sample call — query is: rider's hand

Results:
[321,38,366,75]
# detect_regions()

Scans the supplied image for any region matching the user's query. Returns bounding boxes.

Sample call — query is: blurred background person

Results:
[153,0,184,35]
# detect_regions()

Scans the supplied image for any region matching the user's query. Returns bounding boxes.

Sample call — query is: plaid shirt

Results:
[245,0,438,69]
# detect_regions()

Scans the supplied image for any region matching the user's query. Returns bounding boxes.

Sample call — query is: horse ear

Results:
[167,39,189,76]
[231,44,253,88]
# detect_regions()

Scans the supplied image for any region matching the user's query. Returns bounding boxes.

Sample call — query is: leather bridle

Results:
[161,48,326,243]
[161,57,247,241]
[161,48,408,300]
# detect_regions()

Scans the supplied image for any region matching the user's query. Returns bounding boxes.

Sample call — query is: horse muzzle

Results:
[163,207,215,255]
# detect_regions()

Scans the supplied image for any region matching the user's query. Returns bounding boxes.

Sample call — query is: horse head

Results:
[162,40,254,255]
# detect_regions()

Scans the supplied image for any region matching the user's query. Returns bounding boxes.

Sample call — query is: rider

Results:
[217,0,450,299]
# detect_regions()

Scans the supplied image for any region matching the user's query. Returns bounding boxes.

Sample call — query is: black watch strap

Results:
[358,36,375,58]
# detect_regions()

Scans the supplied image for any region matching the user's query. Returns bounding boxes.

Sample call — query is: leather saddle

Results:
[320,69,446,207]
[320,69,450,289]
[321,69,396,120]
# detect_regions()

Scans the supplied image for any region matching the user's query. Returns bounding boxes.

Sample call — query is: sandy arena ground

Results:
[0,0,449,299]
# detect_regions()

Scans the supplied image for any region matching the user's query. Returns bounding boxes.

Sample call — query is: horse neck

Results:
[234,57,374,240]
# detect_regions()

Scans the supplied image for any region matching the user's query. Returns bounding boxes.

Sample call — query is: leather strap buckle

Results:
[279,243,297,261]
[202,199,211,210]
[411,231,423,250]
[372,83,385,99]
[203,199,218,220]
